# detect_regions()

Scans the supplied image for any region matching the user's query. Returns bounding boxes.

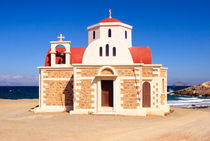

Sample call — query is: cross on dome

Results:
[57,34,65,41]
[109,9,112,18]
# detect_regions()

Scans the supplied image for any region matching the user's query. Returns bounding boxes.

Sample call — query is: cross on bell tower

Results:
[57,34,65,41]
[50,34,71,67]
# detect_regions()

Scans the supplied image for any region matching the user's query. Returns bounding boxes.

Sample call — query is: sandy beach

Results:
[0,99,210,141]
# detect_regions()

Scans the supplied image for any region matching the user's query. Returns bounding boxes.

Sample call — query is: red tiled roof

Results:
[99,18,122,23]
[129,47,152,64]
[45,47,87,66]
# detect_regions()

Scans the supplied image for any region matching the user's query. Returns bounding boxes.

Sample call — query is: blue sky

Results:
[0,0,209,85]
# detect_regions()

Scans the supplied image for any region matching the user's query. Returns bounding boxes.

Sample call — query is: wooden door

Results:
[142,82,151,107]
[101,80,113,107]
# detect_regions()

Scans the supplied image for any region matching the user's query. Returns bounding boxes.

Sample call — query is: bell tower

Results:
[50,34,71,67]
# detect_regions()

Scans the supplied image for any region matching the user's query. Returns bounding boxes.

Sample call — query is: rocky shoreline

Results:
[172,81,210,97]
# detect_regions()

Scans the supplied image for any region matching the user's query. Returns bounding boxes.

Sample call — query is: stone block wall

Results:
[43,80,73,106]
[117,67,140,109]
[38,64,169,115]
[75,79,94,109]
[151,82,160,108]
[142,67,168,108]
[160,69,167,106]
[74,67,97,110]
[120,79,139,109]
[160,70,167,78]
[42,69,73,106]
[115,68,136,76]
[74,66,141,110]
[142,68,158,77]
[80,68,98,77]
[43,70,73,78]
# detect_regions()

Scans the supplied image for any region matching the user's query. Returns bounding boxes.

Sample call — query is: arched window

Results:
[125,31,127,39]
[99,47,102,56]
[106,44,109,56]
[113,47,116,56]
[108,29,111,37]
[142,82,151,107]
[93,31,95,39]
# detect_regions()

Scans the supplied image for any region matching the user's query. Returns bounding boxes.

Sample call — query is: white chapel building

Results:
[35,11,170,116]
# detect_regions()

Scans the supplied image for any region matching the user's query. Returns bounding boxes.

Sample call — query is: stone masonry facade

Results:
[39,65,168,116]
[41,69,74,107]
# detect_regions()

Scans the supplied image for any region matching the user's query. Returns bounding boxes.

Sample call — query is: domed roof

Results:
[99,18,122,23]
[44,46,152,66]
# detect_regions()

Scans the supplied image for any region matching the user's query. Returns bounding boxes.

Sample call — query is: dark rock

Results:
[172,81,210,97]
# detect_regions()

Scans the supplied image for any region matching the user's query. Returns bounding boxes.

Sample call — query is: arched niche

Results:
[98,66,117,76]
[101,68,114,75]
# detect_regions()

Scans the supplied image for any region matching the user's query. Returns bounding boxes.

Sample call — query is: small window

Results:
[106,44,109,56]
[108,29,111,37]
[99,47,102,56]
[125,31,127,39]
[113,47,116,56]
[93,31,95,39]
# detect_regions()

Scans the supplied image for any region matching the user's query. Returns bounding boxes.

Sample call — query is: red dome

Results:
[99,18,121,23]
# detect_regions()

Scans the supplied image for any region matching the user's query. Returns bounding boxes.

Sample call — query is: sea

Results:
[0,86,210,108]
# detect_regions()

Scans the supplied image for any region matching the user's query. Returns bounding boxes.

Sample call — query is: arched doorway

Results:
[96,66,117,112]
[142,82,151,107]
[101,80,113,107]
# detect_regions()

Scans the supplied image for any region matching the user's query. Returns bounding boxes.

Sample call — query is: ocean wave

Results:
[167,94,210,108]
[178,97,199,100]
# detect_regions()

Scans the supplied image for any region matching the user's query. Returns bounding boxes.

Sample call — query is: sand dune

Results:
[0,99,210,141]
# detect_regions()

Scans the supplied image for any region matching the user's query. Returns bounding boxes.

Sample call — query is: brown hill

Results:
[173,81,193,86]
[172,81,210,97]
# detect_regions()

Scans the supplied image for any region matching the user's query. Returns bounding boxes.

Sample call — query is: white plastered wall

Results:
[87,22,132,48]
[88,27,100,45]
[84,22,134,65]
[82,39,133,65]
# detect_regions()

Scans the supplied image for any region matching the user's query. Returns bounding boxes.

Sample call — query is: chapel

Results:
[35,11,170,116]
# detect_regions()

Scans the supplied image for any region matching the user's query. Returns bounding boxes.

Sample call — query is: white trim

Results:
[79,77,95,80]
[38,66,73,70]
[119,77,137,79]
[43,78,73,81]
[50,41,71,44]
[72,64,144,67]
[72,64,163,68]
[38,69,41,107]
[96,77,119,113]
[41,69,46,107]
[34,106,72,113]
[70,109,95,115]
[75,86,81,89]
[87,22,133,31]
[160,67,168,70]
[73,67,78,111]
